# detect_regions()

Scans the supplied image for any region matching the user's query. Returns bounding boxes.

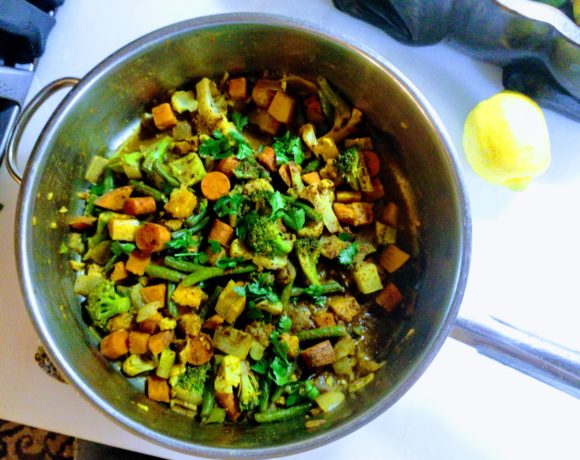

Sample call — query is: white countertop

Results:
[1,1,579,459]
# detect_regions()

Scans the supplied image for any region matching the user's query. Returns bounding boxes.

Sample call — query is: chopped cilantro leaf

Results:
[283,207,305,231]
[215,257,244,269]
[232,111,249,132]
[338,232,355,242]
[214,193,245,218]
[338,242,359,267]
[278,316,292,333]
[208,239,222,254]
[272,131,305,165]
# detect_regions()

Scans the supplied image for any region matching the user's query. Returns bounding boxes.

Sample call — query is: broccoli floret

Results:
[122,354,156,377]
[195,77,236,137]
[238,360,260,411]
[142,136,172,175]
[243,211,294,257]
[295,237,321,285]
[334,146,373,192]
[299,179,341,233]
[172,363,211,405]
[86,279,131,330]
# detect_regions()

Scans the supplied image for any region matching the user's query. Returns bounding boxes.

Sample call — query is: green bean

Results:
[280,262,296,311]
[182,267,224,287]
[290,281,344,297]
[254,403,312,423]
[166,282,179,318]
[297,325,347,342]
[269,385,286,406]
[164,256,204,273]
[199,285,222,320]
[258,379,271,413]
[185,198,208,227]
[188,216,210,235]
[154,160,180,188]
[145,264,186,283]
[200,380,216,419]
[182,264,257,287]
[101,167,115,194]
[129,179,166,202]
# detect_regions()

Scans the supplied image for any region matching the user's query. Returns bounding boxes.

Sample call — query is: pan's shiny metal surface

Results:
[14,14,470,458]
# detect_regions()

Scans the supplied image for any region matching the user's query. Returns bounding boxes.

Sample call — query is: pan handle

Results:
[451,314,580,399]
[6,77,79,185]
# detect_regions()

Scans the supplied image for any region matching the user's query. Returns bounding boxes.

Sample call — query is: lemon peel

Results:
[462,91,551,191]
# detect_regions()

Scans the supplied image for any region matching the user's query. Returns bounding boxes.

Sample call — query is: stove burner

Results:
[0,0,64,164]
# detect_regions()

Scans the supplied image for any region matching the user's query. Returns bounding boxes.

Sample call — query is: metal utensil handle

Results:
[451,314,580,399]
[6,77,79,185]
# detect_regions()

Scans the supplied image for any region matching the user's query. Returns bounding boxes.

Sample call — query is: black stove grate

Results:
[0,0,64,164]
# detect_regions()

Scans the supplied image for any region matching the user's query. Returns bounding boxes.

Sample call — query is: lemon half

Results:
[463,91,551,191]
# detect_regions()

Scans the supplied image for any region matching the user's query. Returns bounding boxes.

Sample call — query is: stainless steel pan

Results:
[6,13,579,459]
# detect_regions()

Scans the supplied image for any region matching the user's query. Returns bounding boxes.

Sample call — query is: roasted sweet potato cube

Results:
[249,108,281,135]
[148,330,174,355]
[141,284,166,306]
[378,202,399,227]
[328,295,362,322]
[125,250,151,275]
[301,340,336,368]
[302,171,321,185]
[268,91,296,124]
[335,190,362,203]
[94,186,134,211]
[228,77,248,100]
[216,392,240,421]
[216,156,241,177]
[129,331,151,355]
[147,376,170,402]
[375,282,404,313]
[152,102,177,131]
[362,178,385,202]
[207,219,235,247]
[100,329,129,360]
[313,311,336,328]
[68,215,97,230]
[379,245,410,273]
[332,202,374,226]
[110,261,129,282]
[304,94,325,124]
[257,146,277,172]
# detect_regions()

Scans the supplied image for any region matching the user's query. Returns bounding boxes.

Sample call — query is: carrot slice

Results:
[135,223,171,253]
[151,103,177,131]
[123,196,156,215]
[94,186,134,211]
[201,171,231,201]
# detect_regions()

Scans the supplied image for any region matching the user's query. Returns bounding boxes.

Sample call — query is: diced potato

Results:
[332,202,374,226]
[376,221,397,246]
[313,311,336,328]
[213,326,253,360]
[202,314,224,331]
[327,295,361,322]
[185,333,214,365]
[375,282,404,313]
[136,301,163,323]
[152,102,177,130]
[379,245,410,273]
[335,190,362,203]
[73,271,103,296]
[178,313,202,336]
[172,284,207,309]
[255,299,283,315]
[268,91,296,124]
[107,312,133,332]
[353,262,383,294]
[108,218,140,241]
[68,215,97,231]
[164,187,197,219]
[214,280,246,324]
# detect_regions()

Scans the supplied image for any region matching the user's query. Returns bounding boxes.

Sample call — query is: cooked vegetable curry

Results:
[68,72,419,425]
